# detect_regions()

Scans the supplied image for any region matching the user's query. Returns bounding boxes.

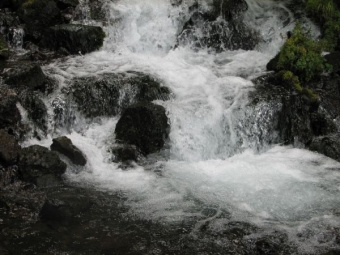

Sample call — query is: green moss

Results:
[275,24,331,83]
[306,0,340,51]
[21,0,36,8]
[278,70,320,102]
[0,35,10,59]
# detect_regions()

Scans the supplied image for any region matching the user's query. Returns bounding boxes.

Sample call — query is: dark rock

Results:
[0,35,10,60]
[0,129,20,166]
[111,144,142,163]
[250,231,293,255]
[41,24,105,54]
[0,9,21,29]
[51,136,87,166]
[54,0,79,10]
[88,0,107,21]
[18,0,62,43]
[177,0,259,51]
[3,63,47,91]
[310,112,337,136]
[309,134,340,162]
[317,75,340,120]
[18,145,67,185]
[325,52,340,75]
[278,94,314,145]
[70,71,170,118]
[40,195,92,225]
[266,53,280,72]
[115,102,169,155]
[0,164,19,187]
[0,85,21,130]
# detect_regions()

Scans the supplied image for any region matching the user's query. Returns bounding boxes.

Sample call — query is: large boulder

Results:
[0,85,21,130]
[41,24,105,54]
[2,63,47,91]
[18,0,62,43]
[177,0,259,51]
[115,102,169,155]
[18,145,67,185]
[0,129,21,166]
[309,135,340,162]
[51,136,87,166]
[70,71,170,118]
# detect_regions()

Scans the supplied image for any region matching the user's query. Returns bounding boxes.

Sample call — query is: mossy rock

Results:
[0,35,10,60]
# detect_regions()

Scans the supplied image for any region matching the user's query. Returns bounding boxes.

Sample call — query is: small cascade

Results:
[20,0,340,253]
[7,27,24,50]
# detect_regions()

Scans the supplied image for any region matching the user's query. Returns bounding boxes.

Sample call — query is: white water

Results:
[25,0,340,253]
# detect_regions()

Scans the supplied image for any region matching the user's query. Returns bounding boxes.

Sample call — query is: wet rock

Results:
[309,134,340,162]
[70,71,170,118]
[41,24,105,54]
[18,0,62,43]
[0,35,10,60]
[19,90,48,132]
[177,0,259,51]
[111,144,142,163]
[51,136,87,166]
[40,195,92,225]
[18,145,67,185]
[89,0,107,21]
[115,102,169,155]
[0,129,20,166]
[0,85,21,130]
[3,63,47,91]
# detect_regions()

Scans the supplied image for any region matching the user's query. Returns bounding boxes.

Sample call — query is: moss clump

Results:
[306,0,340,51]
[276,24,331,83]
[278,70,320,103]
[0,35,10,60]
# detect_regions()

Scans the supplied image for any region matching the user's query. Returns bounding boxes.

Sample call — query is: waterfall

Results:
[24,0,340,253]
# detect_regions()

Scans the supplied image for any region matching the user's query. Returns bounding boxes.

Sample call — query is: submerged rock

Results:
[111,144,142,163]
[0,129,20,166]
[40,195,92,225]
[115,102,169,155]
[70,71,171,118]
[51,136,87,166]
[41,24,105,54]
[2,63,47,91]
[18,145,67,185]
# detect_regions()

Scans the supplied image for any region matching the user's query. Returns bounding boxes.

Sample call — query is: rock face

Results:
[177,0,259,51]
[41,24,105,54]
[115,102,169,155]
[3,63,47,91]
[51,136,87,166]
[70,71,171,118]
[0,86,21,130]
[0,129,20,166]
[252,72,340,160]
[309,135,340,162]
[18,145,67,185]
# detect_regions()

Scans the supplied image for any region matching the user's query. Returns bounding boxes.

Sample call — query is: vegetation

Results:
[306,0,340,51]
[0,35,10,59]
[276,24,331,83]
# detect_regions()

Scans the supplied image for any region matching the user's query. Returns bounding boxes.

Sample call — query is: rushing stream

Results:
[23,0,340,253]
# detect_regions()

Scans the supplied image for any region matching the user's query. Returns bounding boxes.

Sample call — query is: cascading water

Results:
[24,0,340,253]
